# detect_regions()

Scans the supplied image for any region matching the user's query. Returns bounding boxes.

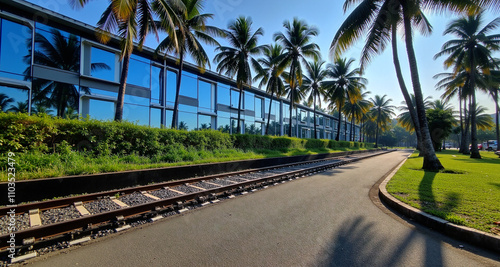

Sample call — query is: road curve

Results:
[27,150,499,266]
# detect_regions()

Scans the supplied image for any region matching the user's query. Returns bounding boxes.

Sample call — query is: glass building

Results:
[0,0,359,140]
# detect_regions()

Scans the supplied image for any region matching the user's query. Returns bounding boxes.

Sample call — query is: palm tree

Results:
[0,93,14,112]
[369,95,396,148]
[7,101,29,113]
[302,60,327,139]
[323,57,365,141]
[73,0,181,121]
[214,17,264,134]
[26,29,106,117]
[282,71,307,136]
[253,44,287,135]
[343,90,371,141]
[434,11,500,158]
[155,0,223,129]
[274,18,320,137]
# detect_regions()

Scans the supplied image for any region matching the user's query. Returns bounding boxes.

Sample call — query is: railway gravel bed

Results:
[173,184,204,194]
[191,182,220,190]
[41,206,80,225]
[119,192,155,206]
[148,188,181,199]
[84,199,121,214]
[0,213,30,235]
[208,178,236,186]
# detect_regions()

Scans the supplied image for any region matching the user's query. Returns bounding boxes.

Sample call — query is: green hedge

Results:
[234,134,367,150]
[0,113,233,156]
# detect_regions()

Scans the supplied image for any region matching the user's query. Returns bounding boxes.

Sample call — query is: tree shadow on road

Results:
[316,216,444,267]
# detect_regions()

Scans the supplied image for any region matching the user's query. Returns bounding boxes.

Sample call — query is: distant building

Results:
[0,0,359,140]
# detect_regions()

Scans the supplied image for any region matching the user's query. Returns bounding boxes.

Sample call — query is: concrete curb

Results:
[378,154,500,254]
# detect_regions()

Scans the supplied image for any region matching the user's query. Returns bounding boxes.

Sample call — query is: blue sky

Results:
[25,0,499,115]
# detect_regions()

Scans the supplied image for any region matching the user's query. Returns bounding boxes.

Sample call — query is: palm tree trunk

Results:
[114,51,131,121]
[375,112,380,148]
[402,12,443,170]
[266,90,274,135]
[289,63,296,137]
[237,87,243,134]
[460,97,470,154]
[350,113,355,142]
[469,52,480,159]
[391,24,423,154]
[335,104,342,141]
[313,93,317,139]
[495,89,499,151]
[458,89,464,153]
[344,113,347,141]
[171,52,184,129]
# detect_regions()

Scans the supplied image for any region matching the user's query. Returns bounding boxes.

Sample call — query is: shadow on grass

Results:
[490,183,500,190]
[419,171,461,219]
[317,216,444,266]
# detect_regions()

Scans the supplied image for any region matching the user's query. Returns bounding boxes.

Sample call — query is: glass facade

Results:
[0,3,359,140]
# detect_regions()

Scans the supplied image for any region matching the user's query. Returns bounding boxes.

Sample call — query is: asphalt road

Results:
[27,150,500,266]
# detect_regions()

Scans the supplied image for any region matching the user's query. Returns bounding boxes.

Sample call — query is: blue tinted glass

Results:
[199,80,213,111]
[166,70,177,105]
[90,47,115,81]
[179,104,197,113]
[127,57,150,87]
[123,104,149,126]
[151,66,163,104]
[84,87,117,98]
[165,109,173,129]
[217,117,230,133]
[124,94,149,106]
[198,115,212,130]
[245,92,254,111]
[151,108,162,128]
[0,86,29,113]
[31,79,79,117]
[34,23,80,72]
[255,122,263,135]
[180,74,197,98]
[230,90,240,108]
[218,111,230,118]
[255,97,262,119]
[217,84,229,105]
[283,103,290,118]
[0,19,31,80]
[178,111,197,131]
[88,99,115,121]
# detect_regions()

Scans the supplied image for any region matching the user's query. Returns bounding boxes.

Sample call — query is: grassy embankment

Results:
[0,112,371,181]
[387,150,500,233]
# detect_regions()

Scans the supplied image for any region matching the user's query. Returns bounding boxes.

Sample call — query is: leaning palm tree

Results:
[253,44,287,135]
[214,16,265,134]
[0,93,14,112]
[434,11,500,158]
[155,0,224,129]
[73,0,181,121]
[369,95,396,148]
[323,57,365,141]
[302,60,327,139]
[274,18,320,137]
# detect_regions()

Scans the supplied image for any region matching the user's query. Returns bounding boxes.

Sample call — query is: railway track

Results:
[0,149,393,263]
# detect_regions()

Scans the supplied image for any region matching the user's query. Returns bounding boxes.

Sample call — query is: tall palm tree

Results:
[302,60,327,139]
[343,90,371,141]
[283,71,307,136]
[7,101,29,113]
[253,44,287,135]
[73,0,181,121]
[369,95,396,148]
[214,16,265,134]
[323,57,365,141]
[434,11,500,158]
[274,18,320,137]
[155,0,223,129]
[26,29,106,117]
[0,93,14,112]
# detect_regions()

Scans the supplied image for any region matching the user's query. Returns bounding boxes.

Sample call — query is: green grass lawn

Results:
[0,147,368,181]
[387,149,500,233]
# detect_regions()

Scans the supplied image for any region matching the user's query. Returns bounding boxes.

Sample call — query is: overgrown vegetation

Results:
[0,113,372,180]
[387,150,500,233]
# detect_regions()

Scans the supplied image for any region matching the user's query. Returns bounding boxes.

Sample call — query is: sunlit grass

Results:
[387,149,500,233]
[0,147,368,181]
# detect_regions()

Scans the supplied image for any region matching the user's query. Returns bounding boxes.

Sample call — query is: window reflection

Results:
[245,92,254,111]
[218,117,230,133]
[230,89,240,109]
[198,115,212,130]
[34,23,80,73]
[151,66,163,105]
[31,78,80,117]
[217,84,230,105]
[127,56,150,87]
[151,108,162,128]
[0,86,29,113]
[178,111,197,131]
[199,80,214,112]
[0,19,31,80]
[123,104,149,126]
[90,47,115,81]
[255,97,263,120]
[166,70,177,105]
[180,74,197,98]
[86,99,115,121]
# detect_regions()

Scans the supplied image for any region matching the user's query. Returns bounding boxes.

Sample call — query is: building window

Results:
[151,66,163,105]
[166,70,177,106]
[230,89,241,109]
[31,78,79,117]
[178,111,197,131]
[300,109,307,123]
[0,18,32,80]
[151,108,162,128]
[180,73,197,98]
[127,55,150,88]
[34,23,80,73]
[123,103,149,126]
[199,80,214,112]
[0,85,29,113]
[83,98,115,121]
[198,114,213,130]
[217,117,230,133]
[217,83,230,106]
[90,46,116,81]
[245,92,254,111]
[255,97,263,120]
